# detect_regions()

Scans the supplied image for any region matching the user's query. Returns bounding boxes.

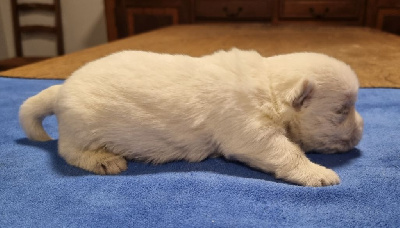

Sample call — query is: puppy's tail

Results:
[19,85,61,141]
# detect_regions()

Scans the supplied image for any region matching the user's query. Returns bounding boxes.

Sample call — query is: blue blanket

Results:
[1,77,399,227]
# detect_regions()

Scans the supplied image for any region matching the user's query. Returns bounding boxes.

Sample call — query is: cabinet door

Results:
[280,0,362,19]
[277,0,366,25]
[195,0,273,21]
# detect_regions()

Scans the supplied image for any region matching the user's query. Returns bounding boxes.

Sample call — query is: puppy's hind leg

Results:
[58,139,127,175]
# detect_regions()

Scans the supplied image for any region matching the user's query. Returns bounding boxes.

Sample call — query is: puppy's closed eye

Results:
[331,105,350,124]
[335,96,356,116]
[335,106,349,115]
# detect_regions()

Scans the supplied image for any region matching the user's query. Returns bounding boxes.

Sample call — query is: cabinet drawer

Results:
[280,0,364,19]
[196,0,273,20]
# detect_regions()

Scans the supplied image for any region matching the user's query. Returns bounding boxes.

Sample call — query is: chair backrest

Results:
[11,0,64,57]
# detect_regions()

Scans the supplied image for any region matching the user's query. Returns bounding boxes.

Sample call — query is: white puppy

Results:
[20,49,363,186]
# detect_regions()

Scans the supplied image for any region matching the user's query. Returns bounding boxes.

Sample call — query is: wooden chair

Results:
[0,0,64,71]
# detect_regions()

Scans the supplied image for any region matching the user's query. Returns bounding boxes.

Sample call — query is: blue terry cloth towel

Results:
[0,77,399,227]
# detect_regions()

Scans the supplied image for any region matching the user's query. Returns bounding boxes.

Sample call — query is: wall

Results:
[0,0,108,60]
[0,0,13,59]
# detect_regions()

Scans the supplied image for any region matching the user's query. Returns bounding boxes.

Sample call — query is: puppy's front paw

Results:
[277,162,340,187]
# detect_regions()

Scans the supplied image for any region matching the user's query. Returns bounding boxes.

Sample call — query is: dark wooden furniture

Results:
[104,0,400,41]
[0,0,64,71]
[105,0,194,40]
[274,0,366,25]
[366,0,400,34]
[1,24,400,88]
[195,0,274,22]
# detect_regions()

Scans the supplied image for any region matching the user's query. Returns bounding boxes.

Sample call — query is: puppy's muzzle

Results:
[320,111,364,154]
[352,111,364,147]
[340,111,364,152]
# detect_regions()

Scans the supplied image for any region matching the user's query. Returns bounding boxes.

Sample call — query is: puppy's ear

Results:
[291,79,315,110]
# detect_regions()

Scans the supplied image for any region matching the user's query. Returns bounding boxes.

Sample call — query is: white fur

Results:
[19,49,363,186]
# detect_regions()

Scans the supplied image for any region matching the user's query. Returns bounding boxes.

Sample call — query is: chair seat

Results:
[0,57,48,71]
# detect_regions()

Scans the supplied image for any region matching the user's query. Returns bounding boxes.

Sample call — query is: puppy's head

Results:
[279,53,364,153]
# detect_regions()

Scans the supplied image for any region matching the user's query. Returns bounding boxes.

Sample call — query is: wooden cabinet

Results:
[104,0,400,41]
[105,0,194,40]
[277,0,365,25]
[366,0,400,34]
[195,0,273,21]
